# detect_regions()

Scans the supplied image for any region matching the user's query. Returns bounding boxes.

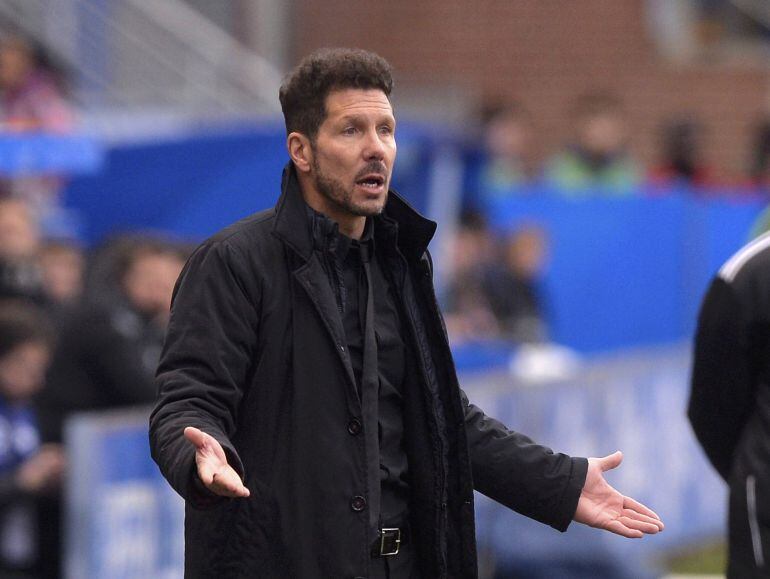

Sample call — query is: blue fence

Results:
[55,125,768,353]
[465,345,720,578]
[481,192,765,352]
[64,346,721,579]
[60,122,444,243]
[0,133,103,175]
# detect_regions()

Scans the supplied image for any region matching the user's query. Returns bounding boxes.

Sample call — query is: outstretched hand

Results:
[574,451,664,538]
[184,427,250,498]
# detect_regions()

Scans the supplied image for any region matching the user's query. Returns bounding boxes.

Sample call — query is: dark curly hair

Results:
[0,300,55,359]
[279,48,393,141]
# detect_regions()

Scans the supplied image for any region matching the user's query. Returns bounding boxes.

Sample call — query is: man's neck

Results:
[300,183,366,239]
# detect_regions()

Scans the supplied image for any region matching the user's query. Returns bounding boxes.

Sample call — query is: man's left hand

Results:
[574,451,665,538]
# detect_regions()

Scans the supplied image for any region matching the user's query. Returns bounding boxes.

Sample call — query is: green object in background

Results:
[665,540,726,574]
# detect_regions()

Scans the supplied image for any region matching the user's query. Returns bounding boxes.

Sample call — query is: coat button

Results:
[350,495,367,512]
[347,419,362,435]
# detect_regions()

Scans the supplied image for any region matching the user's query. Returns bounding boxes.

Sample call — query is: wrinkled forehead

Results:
[323,88,394,120]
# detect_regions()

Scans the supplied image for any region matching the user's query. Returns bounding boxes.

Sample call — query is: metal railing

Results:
[0,0,283,115]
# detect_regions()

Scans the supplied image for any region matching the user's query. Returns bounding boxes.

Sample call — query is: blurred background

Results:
[1,0,769,577]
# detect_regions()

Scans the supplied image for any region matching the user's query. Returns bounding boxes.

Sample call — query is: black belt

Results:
[371,525,411,557]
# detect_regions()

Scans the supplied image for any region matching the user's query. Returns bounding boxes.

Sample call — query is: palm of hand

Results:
[574,452,664,538]
[185,427,250,498]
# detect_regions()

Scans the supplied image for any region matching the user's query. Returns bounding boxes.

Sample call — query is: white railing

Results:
[730,0,770,30]
[0,0,283,114]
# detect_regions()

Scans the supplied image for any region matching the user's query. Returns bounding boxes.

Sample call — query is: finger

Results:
[184,426,207,449]
[604,519,643,539]
[210,470,250,498]
[623,496,663,526]
[617,516,661,535]
[598,450,623,472]
[621,508,665,531]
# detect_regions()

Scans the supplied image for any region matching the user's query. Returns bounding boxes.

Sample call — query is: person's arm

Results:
[84,311,160,405]
[0,445,66,507]
[149,239,260,508]
[463,393,664,536]
[688,277,755,481]
[461,389,588,531]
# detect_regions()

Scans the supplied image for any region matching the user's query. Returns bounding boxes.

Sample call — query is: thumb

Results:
[184,426,207,449]
[598,450,623,472]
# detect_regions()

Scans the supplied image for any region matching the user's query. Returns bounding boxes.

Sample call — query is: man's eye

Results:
[342,127,357,135]
[379,126,394,135]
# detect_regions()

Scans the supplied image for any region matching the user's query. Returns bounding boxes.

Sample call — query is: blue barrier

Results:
[465,345,722,577]
[0,133,103,175]
[65,408,183,579]
[64,345,720,579]
[61,123,444,244]
[58,124,767,353]
[480,193,765,352]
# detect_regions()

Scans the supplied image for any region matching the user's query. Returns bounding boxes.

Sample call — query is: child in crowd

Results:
[0,301,62,578]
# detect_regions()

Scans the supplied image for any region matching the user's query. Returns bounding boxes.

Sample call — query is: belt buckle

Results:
[379,527,401,556]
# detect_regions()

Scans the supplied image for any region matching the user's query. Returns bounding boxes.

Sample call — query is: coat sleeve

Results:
[461,389,588,532]
[149,239,260,508]
[688,276,755,482]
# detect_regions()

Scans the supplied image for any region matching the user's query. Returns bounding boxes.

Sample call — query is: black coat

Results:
[149,165,587,579]
[39,299,163,443]
[689,232,770,577]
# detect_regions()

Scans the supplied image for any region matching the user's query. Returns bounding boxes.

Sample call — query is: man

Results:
[689,232,770,578]
[150,48,663,579]
[40,237,186,442]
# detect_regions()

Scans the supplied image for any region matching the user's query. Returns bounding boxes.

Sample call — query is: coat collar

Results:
[271,162,437,262]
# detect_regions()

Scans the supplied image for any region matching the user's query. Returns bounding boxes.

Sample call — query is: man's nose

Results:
[362,128,386,160]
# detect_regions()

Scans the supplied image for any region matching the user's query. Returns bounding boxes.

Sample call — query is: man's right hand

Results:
[184,426,250,498]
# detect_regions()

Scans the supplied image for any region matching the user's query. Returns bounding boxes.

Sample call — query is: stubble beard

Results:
[312,157,387,218]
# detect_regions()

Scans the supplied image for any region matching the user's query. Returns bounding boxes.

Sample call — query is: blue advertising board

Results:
[64,345,722,578]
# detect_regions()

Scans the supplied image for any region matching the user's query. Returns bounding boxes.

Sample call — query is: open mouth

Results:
[356,174,385,189]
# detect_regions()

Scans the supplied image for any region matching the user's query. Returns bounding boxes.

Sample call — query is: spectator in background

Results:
[37,240,84,326]
[477,102,538,199]
[649,116,717,187]
[545,92,641,195]
[37,237,187,443]
[443,210,500,343]
[34,237,186,579]
[0,32,74,216]
[0,34,72,133]
[443,210,549,344]
[492,225,549,343]
[0,301,62,578]
[0,199,45,305]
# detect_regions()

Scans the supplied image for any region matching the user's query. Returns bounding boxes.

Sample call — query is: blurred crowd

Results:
[469,91,770,204]
[0,197,189,577]
[2,24,770,574]
[443,90,770,348]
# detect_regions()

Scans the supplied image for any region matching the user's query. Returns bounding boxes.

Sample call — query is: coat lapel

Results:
[292,253,358,401]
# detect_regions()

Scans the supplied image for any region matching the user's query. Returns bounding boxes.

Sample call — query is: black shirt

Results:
[333,219,410,524]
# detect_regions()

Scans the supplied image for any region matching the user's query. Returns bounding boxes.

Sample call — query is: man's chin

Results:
[352,201,386,217]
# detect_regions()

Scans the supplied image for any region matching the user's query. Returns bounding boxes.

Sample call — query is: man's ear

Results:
[287,132,313,173]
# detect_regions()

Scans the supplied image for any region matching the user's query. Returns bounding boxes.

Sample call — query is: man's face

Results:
[309,88,397,219]
[0,341,49,402]
[0,39,32,91]
[123,252,184,320]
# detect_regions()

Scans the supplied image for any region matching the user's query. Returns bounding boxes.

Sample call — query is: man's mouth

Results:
[356,174,386,190]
